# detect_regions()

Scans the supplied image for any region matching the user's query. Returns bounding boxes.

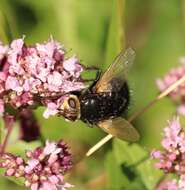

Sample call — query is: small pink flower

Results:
[161,117,181,150]
[36,39,63,59]
[156,179,179,190]
[63,56,83,77]
[0,72,6,81]
[0,99,4,115]
[6,168,15,176]
[43,103,58,119]
[179,175,185,189]
[168,153,176,161]
[25,159,39,174]
[43,141,58,155]
[31,183,38,190]
[23,79,31,91]
[37,69,49,82]
[49,175,59,184]
[47,71,63,91]
[177,105,185,117]
[60,183,74,190]
[5,76,23,92]
[10,38,24,53]
[151,150,162,159]
[48,154,58,165]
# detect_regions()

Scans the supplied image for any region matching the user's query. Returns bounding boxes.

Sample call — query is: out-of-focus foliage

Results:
[0,0,185,189]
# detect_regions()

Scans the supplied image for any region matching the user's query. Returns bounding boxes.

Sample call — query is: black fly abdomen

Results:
[80,82,130,124]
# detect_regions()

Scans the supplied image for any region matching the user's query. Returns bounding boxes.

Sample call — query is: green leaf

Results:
[113,139,163,189]
[6,176,24,186]
[0,174,25,190]
[105,151,130,190]
[0,11,9,43]
[0,169,24,187]
[105,150,148,190]
[126,177,146,190]
[136,159,163,190]
[113,139,147,165]
[0,0,18,41]
[7,140,41,158]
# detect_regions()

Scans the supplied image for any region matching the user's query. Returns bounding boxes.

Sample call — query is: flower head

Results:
[0,140,73,190]
[0,37,85,118]
[0,153,25,177]
[156,59,185,116]
[151,117,185,189]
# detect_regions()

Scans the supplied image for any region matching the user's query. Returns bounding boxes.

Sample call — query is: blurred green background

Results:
[0,0,185,189]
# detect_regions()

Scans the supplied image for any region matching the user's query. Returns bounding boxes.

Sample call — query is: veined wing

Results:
[95,48,135,92]
[98,117,140,142]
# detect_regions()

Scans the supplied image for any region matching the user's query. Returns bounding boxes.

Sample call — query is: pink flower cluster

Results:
[0,140,73,190]
[156,180,180,190]
[0,37,85,118]
[156,59,185,116]
[151,117,185,189]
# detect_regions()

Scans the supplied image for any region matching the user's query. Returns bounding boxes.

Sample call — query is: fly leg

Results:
[82,66,101,82]
[87,68,102,90]
[80,66,102,94]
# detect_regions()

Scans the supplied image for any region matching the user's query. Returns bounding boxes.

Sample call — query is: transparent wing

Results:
[95,48,135,92]
[98,117,140,142]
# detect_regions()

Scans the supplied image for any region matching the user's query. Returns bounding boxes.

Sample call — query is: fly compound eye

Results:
[68,97,76,109]
[59,95,80,121]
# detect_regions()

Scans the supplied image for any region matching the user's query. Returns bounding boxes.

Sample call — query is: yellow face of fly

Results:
[59,95,81,121]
